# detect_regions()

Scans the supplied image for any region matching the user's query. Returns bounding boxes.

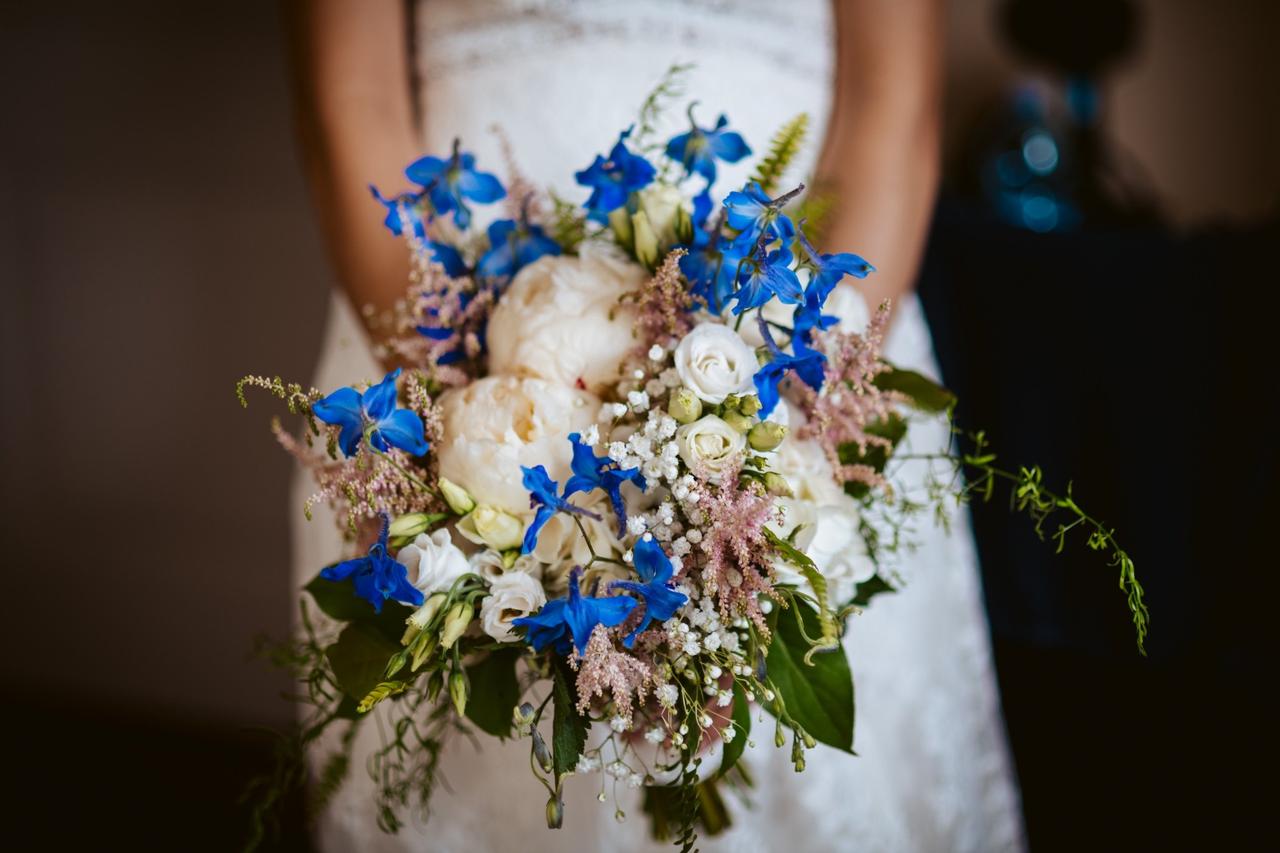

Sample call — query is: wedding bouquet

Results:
[240,76,1147,848]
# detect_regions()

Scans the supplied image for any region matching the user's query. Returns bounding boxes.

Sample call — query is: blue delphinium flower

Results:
[724,182,801,250]
[665,108,751,185]
[753,344,827,418]
[320,514,424,613]
[796,229,875,302]
[312,368,430,458]
[609,537,687,647]
[574,127,656,222]
[791,284,840,348]
[520,465,603,556]
[680,226,745,313]
[476,218,561,282]
[731,246,804,315]
[562,433,647,536]
[405,140,506,229]
[513,567,637,655]
[370,186,468,277]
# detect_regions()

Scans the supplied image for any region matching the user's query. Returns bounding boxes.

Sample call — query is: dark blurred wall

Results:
[0,0,327,731]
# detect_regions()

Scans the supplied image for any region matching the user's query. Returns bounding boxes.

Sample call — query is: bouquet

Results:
[240,72,1148,848]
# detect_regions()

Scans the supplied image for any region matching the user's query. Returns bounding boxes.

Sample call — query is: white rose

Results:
[676,414,746,480]
[673,324,758,404]
[436,375,599,514]
[396,529,470,596]
[480,570,547,643]
[769,498,876,605]
[486,243,646,394]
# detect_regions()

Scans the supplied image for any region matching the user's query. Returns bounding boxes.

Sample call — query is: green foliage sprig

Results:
[632,62,696,153]
[749,113,810,196]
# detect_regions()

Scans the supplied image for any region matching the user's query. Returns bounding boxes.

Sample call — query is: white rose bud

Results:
[668,386,703,424]
[437,477,476,515]
[676,414,747,480]
[397,529,470,596]
[673,324,758,404]
[479,570,548,643]
[748,420,788,451]
[456,505,526,553]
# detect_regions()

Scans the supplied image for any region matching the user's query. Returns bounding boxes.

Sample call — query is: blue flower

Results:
[791,284,840,348]
[370,186,468,277]
[609,537,687,647]
[405,141,506,229]
[796,229,874,303]
[574,127,656,222]
[312,368,430,458]
[753,344,827,418]
[724,182,798,251]
[520,465,603,556]
[665,110,751,185]
[476,218,561,282]
[513,567,637,655]
[731,246,803,315]
[320,515,424,613]
[680,227,745,313]
[562,433,647,537]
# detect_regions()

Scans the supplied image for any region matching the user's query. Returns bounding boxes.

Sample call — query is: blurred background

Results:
[1,0,1275,849]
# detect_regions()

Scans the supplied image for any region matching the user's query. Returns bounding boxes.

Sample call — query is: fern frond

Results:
[749,113,810,196]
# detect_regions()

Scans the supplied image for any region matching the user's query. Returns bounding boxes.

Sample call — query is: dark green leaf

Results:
[850,574,896,609]
[305,573,413,643]
[551,658,587,782]
[716,681,751,779]
[325,622,401,704]
[763,601,855,753]
[840,413,909,499]
[874,366,956,413]
[463,646,523,738]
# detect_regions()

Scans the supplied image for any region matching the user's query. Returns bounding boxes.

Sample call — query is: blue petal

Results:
[374,408,429,456]
[361,369,402,422]
[522,504,556,555]
[708,130,751,164]
[312,387,363,429]
[320,556,366,583]
[456,169,506,203]
[405,155,448,186]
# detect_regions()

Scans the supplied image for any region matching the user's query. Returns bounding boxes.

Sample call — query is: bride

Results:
[286,1,1024,850]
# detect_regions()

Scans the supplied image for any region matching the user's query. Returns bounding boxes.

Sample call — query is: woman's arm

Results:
[815,0,944,308]
[284,0,422,325]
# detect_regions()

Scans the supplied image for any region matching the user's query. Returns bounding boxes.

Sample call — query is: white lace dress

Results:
[293,1,1025,850]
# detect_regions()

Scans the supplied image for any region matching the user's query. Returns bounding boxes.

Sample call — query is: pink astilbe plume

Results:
[490,123,547,224]
[795,301,906,489]
[573,625,653,726]
[692,458,782,635]
[631,248,693,352]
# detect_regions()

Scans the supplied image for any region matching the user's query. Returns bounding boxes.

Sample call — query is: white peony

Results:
[770,498,876,605]
[396,529,470,596]
[486,243,646,394]
[675,414,747,480]
[435,375,599,514]
[673,324,758,404]
[479,570,547,643]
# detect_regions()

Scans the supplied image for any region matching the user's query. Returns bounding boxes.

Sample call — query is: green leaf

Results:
[716,681,751,779]
[763,601,855,753]
[551,658,587,783]
[763,527,839,663]
[850,574,896,609]
[464,646,523,738]
[749,113,810,196]
[873,366,956,414]
[325,622,402,704]
[305,574,413,643]
[840,413,909,499]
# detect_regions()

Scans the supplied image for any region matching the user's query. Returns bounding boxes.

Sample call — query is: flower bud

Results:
[748,420,787,451]
[449,670,468,717]
[438,600,474,649]
[631,210,659,268]
[668,387,703,424]
[389,512,435,540]
[722,394,741,411]
[721,410,754,434]
[738,394,762,416]
[608,206,634,251]
[763,472,793,498]
[531,728,553,773]
[514,702,536,735]
[403,592,448,643]
[545,794,564,829]
[426,670,444,702]
[384,650,408,679]
[774,721,786,749]
[409,630,436,672]
[437,476,477,515]
[457,504,525,552]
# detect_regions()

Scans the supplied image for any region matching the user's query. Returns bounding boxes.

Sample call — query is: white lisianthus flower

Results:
[676,414,747,480]
[456,505,526,552]
[397,529,470,596]
[769,498,877,605]
[468,549,541,581]
[486,244,646,394]
[634,183,690,248]
[673,324,758,404]
[771,431,846,505]
[479,570,547,643]
[436,376,599,514]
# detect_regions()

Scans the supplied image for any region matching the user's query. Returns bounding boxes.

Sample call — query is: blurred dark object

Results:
[919,196,1276,849]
